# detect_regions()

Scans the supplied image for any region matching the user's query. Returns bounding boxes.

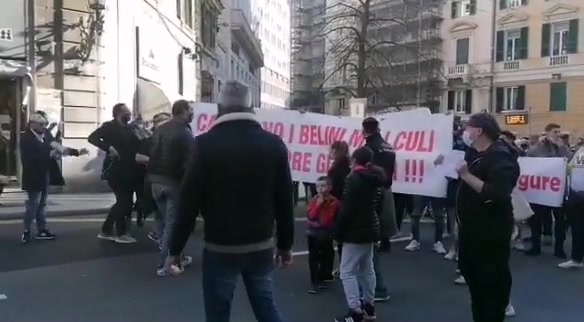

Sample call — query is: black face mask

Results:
[120,114,131,124]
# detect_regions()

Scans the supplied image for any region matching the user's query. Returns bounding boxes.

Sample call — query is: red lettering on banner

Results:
[403,159,425,183]
[196,113,217,132]
[262,121,285,138]
[316,153,333,174]
[517,175,561,192]
[288,151,312,173]
[393,131,435,152]
[298,125,347,146]
[348,130,365,148]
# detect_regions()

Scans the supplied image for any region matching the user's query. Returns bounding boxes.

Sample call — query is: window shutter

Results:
[500,0,507,10]
[550,82,567,111]
[451,2,458,19]
[516,86,525,110]
[470,0,477,15]
[465,90,473,114]
[541,23,551,57]
[521,0,528,5]
[447,91,455,110]
[496,88,504,112]
[568,19,579,54]
[519,27,529,59]
[178,53,184,95]
[456,38,469,64]
[496,31,505,62]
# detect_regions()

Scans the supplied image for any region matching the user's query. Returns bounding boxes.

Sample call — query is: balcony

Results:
[549,55,569,66]
[448,64,469,77]
[231,9,264,68]
[503,61,520,70]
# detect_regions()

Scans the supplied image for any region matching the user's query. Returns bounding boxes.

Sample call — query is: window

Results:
[550,82,567,111]
[201,4,218,49]
[500,0,527,10]
[542,20,579,57]
[177,0,194,29]
[447,90,472,114]
[496,86,525,111]
[337,98,346,110]
[455,38,470,65]
[451,0,476,19]
[505,30,521,61]
[496,28,528,61]
[231,42,240,56]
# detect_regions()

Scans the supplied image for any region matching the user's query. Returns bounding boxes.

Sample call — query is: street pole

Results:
[488,0,497,112]
[26,0,37,114]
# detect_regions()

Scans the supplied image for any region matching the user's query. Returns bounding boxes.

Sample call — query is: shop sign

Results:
[137,25,160,83]
[0,1,26,59]
[505,113,529,125]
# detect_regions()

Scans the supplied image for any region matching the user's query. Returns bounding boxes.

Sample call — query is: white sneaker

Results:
[454,275,466,285]
[444,249,457,260]
[433,241,447,255]
[505,304,516,317]
[156,264,184,277]
[513,241,526,251]
[557,260,584,269]
[405,240,420,251]
[114,235,137,244]
[97,233,115,241]
[181,255,193,268]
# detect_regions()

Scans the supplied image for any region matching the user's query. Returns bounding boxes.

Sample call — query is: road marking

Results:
[0,294,7,300]
[291,235,413,257]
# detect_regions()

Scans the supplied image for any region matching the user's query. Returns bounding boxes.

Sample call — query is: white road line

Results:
[291,236,413,257]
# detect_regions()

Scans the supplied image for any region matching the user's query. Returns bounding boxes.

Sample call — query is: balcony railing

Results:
[503,61,520,70]
[448,64,468,76]
[549,55,569,66]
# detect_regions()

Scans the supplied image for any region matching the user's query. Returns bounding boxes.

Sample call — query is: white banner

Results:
[517,157,567,208]
[193,103,453,198]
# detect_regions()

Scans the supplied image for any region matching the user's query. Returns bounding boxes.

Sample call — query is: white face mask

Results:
[462,130,474,147]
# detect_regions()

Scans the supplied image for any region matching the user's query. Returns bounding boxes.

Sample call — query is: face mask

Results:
[120,114,131,124]
[462,130,474,147]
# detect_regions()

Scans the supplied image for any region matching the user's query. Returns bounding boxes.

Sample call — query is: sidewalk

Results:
[0,192,114,220]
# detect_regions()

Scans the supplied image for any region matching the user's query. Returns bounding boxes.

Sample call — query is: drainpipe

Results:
[488,0,497,112]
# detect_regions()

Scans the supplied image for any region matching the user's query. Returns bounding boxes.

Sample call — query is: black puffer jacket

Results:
[365,133,396,187]
[147,119,194,187]
[335,165,385,244]
[457,140,520,248]
[327,158,351,201]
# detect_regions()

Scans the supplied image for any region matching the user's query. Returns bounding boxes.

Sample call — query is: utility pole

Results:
[26,0,37,114]
[488,0,497,112]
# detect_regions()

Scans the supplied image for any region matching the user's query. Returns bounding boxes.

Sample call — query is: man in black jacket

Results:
[166,81,294,322]
[147,100,194,276]
[88,103,140,244]
[456,113,520,322]
[361,117,395,301]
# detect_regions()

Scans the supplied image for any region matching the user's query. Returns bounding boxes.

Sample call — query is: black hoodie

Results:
[335,165,385,244]
[457,140,520,248]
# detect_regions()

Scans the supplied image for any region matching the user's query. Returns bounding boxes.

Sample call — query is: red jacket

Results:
[307,195,340,228]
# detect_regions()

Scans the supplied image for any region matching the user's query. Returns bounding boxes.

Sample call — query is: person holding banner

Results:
[456,113,520,322]
[525,123,571,257]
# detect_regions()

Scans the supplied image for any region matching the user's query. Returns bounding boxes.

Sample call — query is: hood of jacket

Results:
[352,164,387,187]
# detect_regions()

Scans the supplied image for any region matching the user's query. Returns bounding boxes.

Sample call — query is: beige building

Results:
[442,0,584,137]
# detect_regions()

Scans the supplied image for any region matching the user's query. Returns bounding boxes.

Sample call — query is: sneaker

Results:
[21,230,32,243]
[97,232,115,241]
[505,303,516,317]
[318,283,328,290]
[361,302,376,320]
[557,260,584,269]
[404,240,420,252]
[156,264,184,277]
[433,241,447,255]
[454,275,466,285]
[335,310,364,322]
[390,231,412,241]
[308,285,319,294]
[374,292,390,302]
[322,275,335,283]
[36,230,56,240]
[114,235,137,244]
[455,268,461,274]
[147,231,159,243]
[181,255,193,268]
[512,241,526,251]
[333,268,340,278]
[442,232,451,239]
[444,249,457,260]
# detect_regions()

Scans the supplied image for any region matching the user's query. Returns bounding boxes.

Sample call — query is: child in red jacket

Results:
[307,176,340,294]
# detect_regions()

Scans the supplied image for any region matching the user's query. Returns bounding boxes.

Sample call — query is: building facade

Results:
[442,0,584,136]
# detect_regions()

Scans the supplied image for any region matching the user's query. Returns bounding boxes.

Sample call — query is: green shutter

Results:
[541,23,551,57]
[516,86,525,110]
[465,90,473,114]
[451,2,458,19]
[568,19,579,54]
[447,91,455,110]
[550,82,567,111]
[456,38,469,64]
[496,31,505,62]
[521,0,528,5]
[496,88,504,112]
[470,0,477,15]
[519,27,529,59]
[500,0,507,10]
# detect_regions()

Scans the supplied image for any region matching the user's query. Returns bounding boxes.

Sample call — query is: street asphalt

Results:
[0,218,583,322]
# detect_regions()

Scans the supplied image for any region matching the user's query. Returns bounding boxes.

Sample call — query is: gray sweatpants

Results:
[340,243,376,310]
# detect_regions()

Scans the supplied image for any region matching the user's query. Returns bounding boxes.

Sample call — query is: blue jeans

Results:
[24,188,48,231]
[151,183,179,268]
[203,248,284,322]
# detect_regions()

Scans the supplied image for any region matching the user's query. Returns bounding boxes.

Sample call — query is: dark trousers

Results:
[460,241,511,322]
[567,196,584,262]
[102,180,134,236]
[528,204,566,251]
[202,249,283,322]
[393,193,412,230]
[307,235,334,284]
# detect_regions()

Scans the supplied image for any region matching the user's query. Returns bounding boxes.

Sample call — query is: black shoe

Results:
[374,292,390,302]
[36,230,56,240]
[318,283,328,290]
[554,248,567,259]
[361,302,377,320]
[308,285,319,294]
[21,230,32,243]
[335,310,364,322]
[525,248,541,257]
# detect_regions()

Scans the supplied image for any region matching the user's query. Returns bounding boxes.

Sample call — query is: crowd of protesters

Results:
[12,80,584,322]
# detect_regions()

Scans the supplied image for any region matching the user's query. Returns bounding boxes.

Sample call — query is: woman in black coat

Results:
[327,141,351,268]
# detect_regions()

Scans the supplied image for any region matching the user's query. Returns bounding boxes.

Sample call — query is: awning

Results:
[0,59,30,77]
[136,79,185,122]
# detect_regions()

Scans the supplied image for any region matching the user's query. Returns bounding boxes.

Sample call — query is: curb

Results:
[0,208,109,221]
